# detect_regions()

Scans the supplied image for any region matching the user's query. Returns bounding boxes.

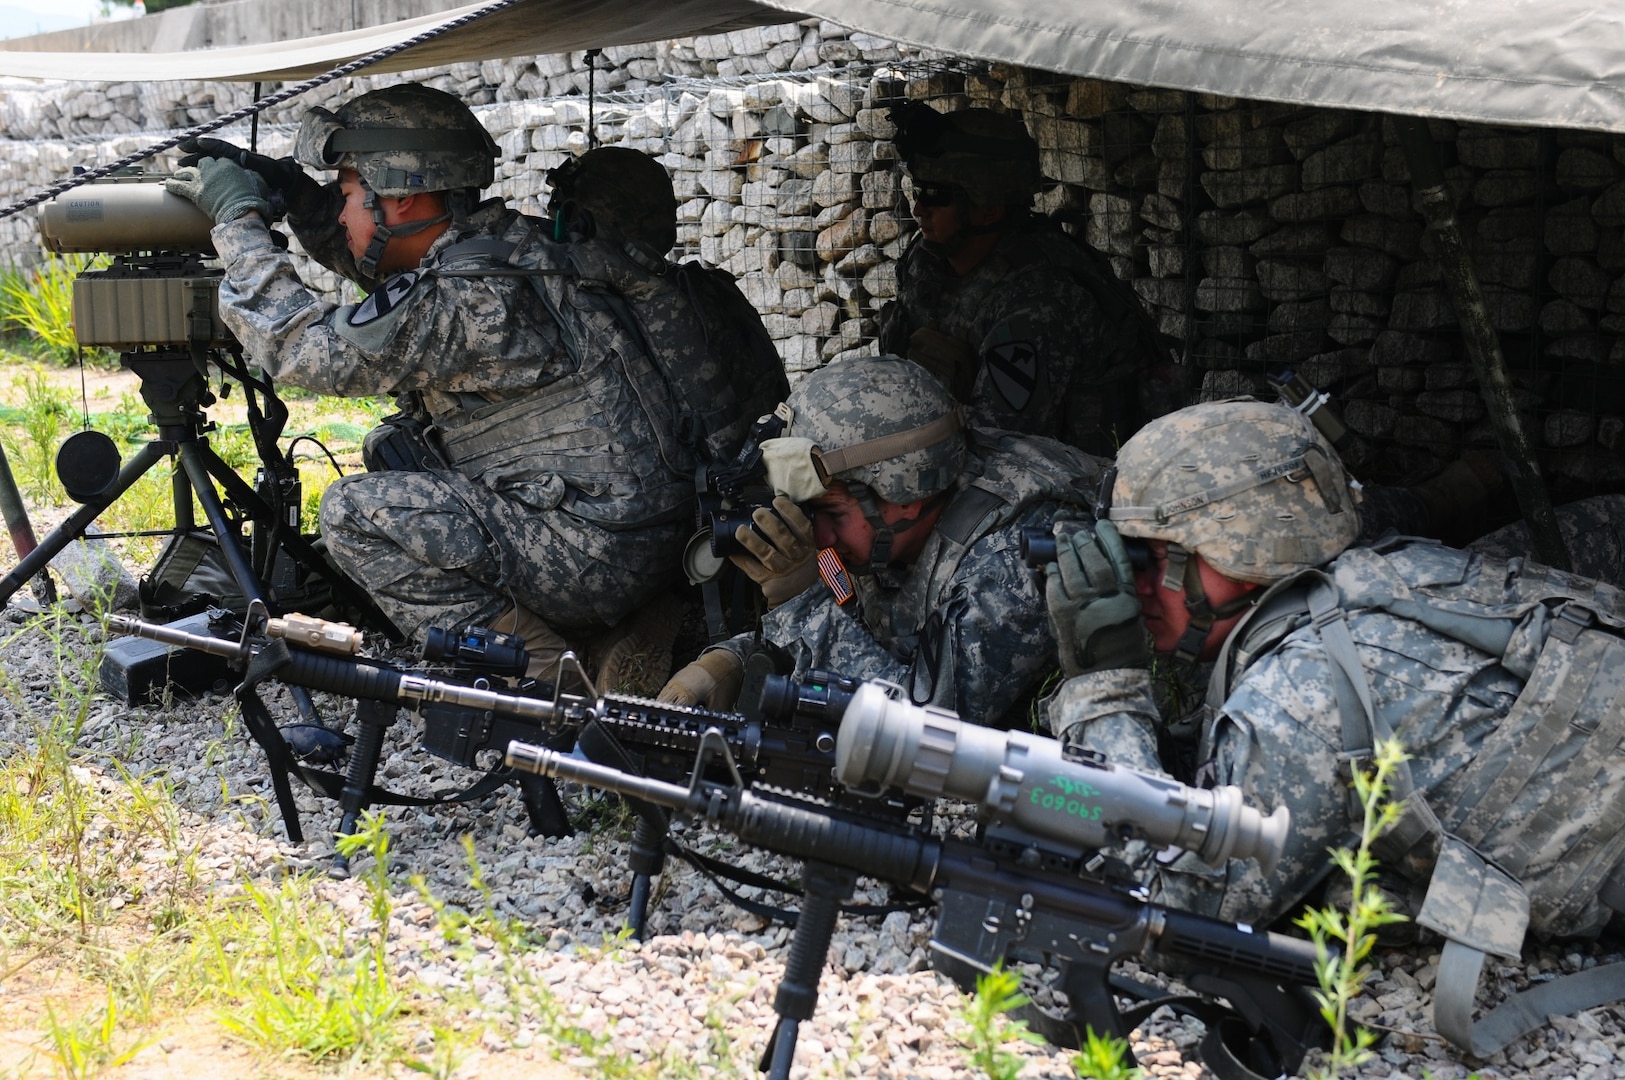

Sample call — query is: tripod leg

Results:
[197,442,401,638]
[759,861,856,1079]
[0,441,173,608]
[331,698,395,880]
[0,442,55,606]
[176,442,264,604]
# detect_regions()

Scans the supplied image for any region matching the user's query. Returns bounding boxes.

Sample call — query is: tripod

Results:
[0,349,390,634]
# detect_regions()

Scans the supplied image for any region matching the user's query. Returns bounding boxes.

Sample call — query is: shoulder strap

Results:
[1305,564,1625,1058]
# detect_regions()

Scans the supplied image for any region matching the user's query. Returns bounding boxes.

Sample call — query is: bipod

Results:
[324,652,582,879]
[759,861,857,1079]
[574,713,671,938]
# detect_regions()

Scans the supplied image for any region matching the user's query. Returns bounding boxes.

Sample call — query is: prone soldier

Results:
[659,354,1107,729]
[1040,397,1625,1056]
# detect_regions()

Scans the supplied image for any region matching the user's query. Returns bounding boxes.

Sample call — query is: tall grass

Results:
[0,255,110,367]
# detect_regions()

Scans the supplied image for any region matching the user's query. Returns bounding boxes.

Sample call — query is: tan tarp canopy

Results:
[0,0,1622,133]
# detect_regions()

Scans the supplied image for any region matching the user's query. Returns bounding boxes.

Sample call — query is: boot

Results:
[587,593,683,698]
[489,601,571,681]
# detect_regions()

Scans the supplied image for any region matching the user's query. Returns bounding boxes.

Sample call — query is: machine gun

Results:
[505,682,1326,1080]
[103,609,914,918]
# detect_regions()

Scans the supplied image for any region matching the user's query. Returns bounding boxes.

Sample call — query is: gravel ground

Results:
[3,594,1624,1079]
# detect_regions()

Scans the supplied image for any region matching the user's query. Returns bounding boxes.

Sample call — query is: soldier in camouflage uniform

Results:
[877,103,1181,456]
[1040,398,1625,1055]
[1469,492,1625,588]
[658,355,1106,729]
[166,85,691,674]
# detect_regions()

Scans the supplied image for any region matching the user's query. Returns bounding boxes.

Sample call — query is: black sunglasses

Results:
[911,183,964,208]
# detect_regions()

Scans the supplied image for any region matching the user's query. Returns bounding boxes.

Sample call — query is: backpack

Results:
[1208,538,1625,1057]
[440,222,789,477]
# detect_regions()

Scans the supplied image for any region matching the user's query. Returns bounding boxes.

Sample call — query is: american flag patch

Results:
[817,548,855,605]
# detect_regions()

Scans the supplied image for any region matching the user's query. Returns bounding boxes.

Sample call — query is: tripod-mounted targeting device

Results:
[0,174,394,651]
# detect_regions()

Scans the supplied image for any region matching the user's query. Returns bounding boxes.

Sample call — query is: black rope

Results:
[0,0,529,223]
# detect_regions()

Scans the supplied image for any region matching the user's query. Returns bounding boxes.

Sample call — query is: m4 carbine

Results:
[104,609,908,924]
[504,684,1327,1080]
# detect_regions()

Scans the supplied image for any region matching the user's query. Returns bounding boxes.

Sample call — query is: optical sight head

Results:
[835,681,1288,871]
[38,175,216,256]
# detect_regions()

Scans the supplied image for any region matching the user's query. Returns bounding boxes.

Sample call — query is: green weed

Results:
[40,992,148,1079]
[957,962,1045,1080]
[0,255,111,366]
[1295,738,1411,1078]
[200,870,405,1064]
[1,366,74,502]
[1070,1027,1141,1080]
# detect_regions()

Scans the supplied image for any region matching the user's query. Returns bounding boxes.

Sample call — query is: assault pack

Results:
[1207,537,1625,1057]
[438,218,789,479]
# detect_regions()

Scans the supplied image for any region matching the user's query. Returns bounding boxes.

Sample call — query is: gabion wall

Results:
[1,19,1623,500]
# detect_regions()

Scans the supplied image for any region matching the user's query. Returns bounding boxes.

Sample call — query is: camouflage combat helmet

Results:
[546,147,678,256]
[786,355,966,505]
[1108,399,1360,585]
[295,83,498,197]
[889,101,1041,208]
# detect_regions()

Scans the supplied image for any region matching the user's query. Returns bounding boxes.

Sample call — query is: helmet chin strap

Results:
[356,183,452,283]
[1164,543,1257,664]
[848,484,948,576]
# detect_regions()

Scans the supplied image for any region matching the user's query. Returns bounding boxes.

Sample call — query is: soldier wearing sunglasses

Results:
[878,103,1181,457]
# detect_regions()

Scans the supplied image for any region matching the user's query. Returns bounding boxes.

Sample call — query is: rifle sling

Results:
[1434,942,1625,1059]
[665,837,926,927]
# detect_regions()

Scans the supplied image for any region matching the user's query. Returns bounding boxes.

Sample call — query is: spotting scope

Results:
[35,175,231,350]
[834,681,1287,871]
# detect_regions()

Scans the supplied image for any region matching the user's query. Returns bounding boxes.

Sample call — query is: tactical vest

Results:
[421,213,691,529]
[879,431,1107,708]
[1206,538,1625,1057]
[439,217,788,479]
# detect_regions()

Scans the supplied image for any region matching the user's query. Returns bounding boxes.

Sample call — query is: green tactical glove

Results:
[179,136,334,223]
[1044,518,1151,678]
[729,496,819,607]
[164,157,272,225]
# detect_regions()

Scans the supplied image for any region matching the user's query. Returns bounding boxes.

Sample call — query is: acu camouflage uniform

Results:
[879,226,1159,455]
[1047,399,1625,1055]
[879,103,1178,456]
[1470,493,1625,589]
[720,430,1105,728]
[210,199,691,641]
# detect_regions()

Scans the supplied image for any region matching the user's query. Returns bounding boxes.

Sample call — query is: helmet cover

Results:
[547,147,678,255]
[785,355,966,504]
[889,101,1041,208]
[1108,399,1360,584]
[295,83,498,197]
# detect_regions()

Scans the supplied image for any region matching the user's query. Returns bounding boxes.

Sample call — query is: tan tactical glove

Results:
[728,496,819,607]
[657,649,744,709]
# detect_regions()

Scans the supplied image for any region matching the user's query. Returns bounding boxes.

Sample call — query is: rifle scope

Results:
[834,682,1287,871]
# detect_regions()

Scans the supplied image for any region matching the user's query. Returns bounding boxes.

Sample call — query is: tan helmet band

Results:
[813,408,963,480]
